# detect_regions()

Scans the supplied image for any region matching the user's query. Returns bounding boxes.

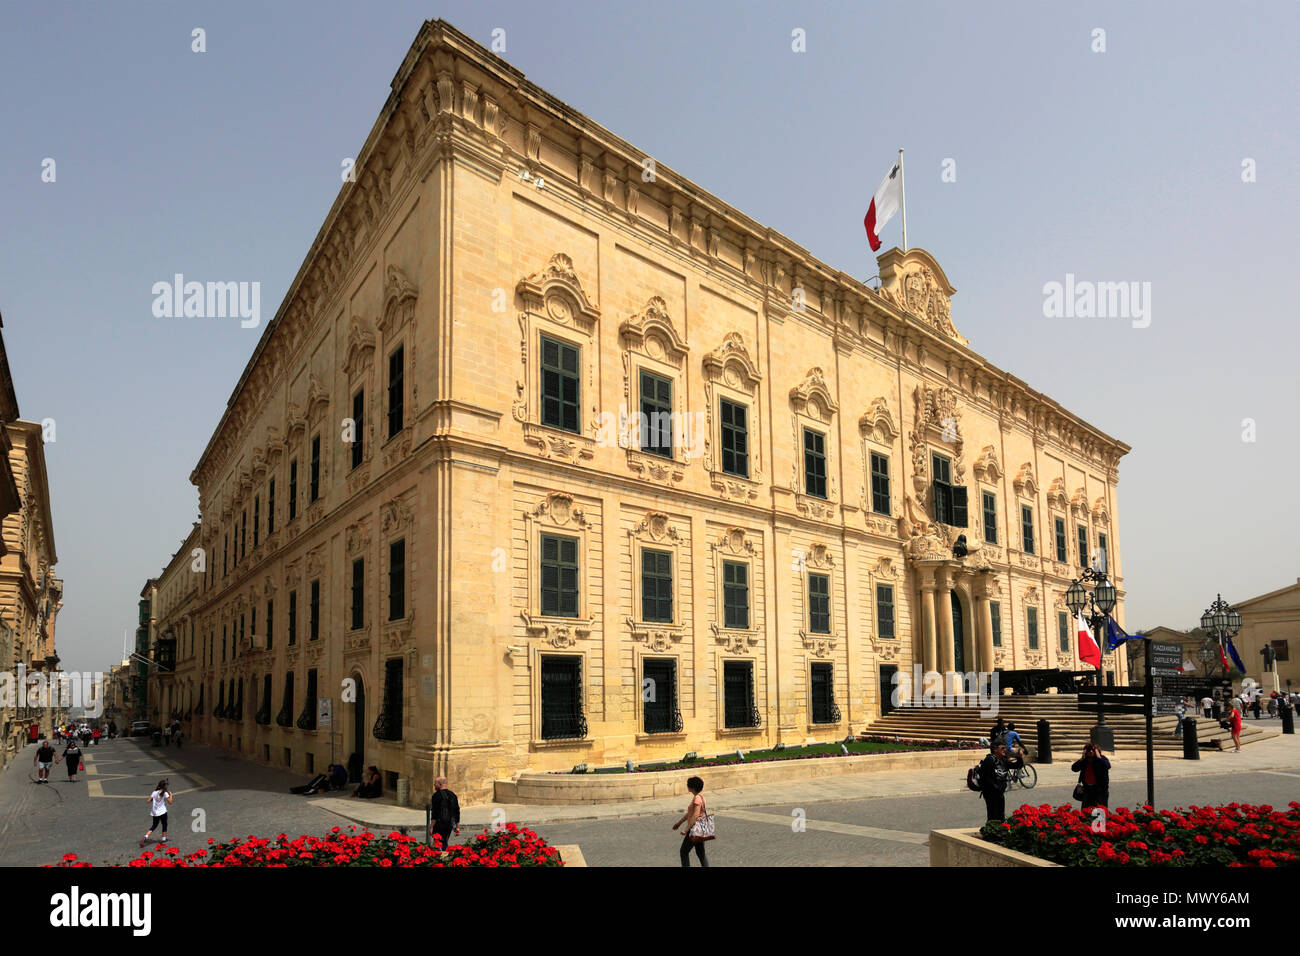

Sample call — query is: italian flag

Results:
[1077,612,1102,669]
[864,160,902,252]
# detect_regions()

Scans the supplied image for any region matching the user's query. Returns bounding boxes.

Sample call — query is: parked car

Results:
[129,720,152,737]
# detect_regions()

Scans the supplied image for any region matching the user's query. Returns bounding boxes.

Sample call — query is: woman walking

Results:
[671,776,712,867]
[1071,742,1111,810]
[58,737,83,782]
[141,779,173,847]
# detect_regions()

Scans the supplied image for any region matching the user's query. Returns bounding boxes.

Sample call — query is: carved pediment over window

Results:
[633,511,679,543]
[284,559,301,589]
[859,397,898,444]
[709,621,758,655]
[1070,487,1089,516]
[1014,463,1039,498]
[305,545,326,578]
[619,297,687,365]
[307,375,330,424]
[876,247,966,345]
[379,265,417,336]
[1046,477,1069,511]
[1024,586,1040,604]
[250,450,267,480]
[516,253,600,334]
[804,542,834,569]
[789,368,838,422]
[702,332,761,390]
[874,556,903,578]
[972,445,1002,482]
[714,527,757,556]
[533,492,591,529]
[286,403,306,441]
[265,427,284,463]
[1091,498,1110,524]
[346,519,371,556]
[380,495,414,535]
[344,315,376,378]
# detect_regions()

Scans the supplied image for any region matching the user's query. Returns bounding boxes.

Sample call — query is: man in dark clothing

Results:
[428,776,461,850]
[978,740,1023,821]
[988,718,1007,747]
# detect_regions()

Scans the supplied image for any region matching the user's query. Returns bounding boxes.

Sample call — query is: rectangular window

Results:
[932,453,968,527]
[310,435,321,501]
[287,590,297,646]
[1058,610,1070,653]
[540,335,580,433]
[876,584,895,639]
[280,672,294,726]
[982,491,997,544]
[991,601,1002,647]
[241,511,247,560]
[389,539,406,621]
[639,369,673,458]
[723,561,749,630]
[810,662,834,724]
[310,579,320,641]
[351,389,365,470]
[720,399,748,478]
[351,558,364,630]
[387,345,404,440]
[253,496,260,548]
[808,573,830,635]
[642,658,678,735]
[540,656,584,739]
[303,669,318,730]
[640,548,673,623]
[540,533,579,618]
[377,658,403,741]
[1027,606,1039,649]
[870,453,891,515]
[1097,532,1108,573]
[803,428,827,499]
[288,460,298,520]
[266,599,273,651]
[723,659,756,728]
[223,533,228,577]
[1021,505,1035,555]
[267,479,275,534]
[1055,517,1067,563]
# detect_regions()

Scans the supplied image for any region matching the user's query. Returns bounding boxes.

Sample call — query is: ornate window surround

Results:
[797,543,840,659]
[619,296,689,485]
[378,265,418,466]
[625,511,688,652]
[632,649,686,742]
[1023,585,1045,667]
[789,367,839,521]
[511,253,601,464]
[527,646,593,751]
[714,651,763,737]
[522,491,597,647]
[378,492,415,656]
[708,527,761,655]
[859,397,899,535]
[868,556,904,663]
[805,659,843,731]
[702,332,763,502]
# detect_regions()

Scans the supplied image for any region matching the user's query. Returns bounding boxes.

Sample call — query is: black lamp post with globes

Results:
[1066,568,1118,751]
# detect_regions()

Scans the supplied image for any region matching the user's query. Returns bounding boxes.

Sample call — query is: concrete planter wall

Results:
[930,827,1060,867]
[495,747,975,804]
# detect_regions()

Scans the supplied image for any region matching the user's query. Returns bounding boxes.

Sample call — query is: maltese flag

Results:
[1077,612,1102,669]
[864,159,902,252]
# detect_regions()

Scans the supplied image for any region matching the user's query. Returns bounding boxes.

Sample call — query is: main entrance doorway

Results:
[951,590,965,672]
[879,665,898,716]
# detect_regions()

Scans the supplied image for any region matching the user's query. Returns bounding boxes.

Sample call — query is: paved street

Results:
[2,732,1297,866]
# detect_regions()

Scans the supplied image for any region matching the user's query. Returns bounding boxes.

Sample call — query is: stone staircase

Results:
[858,694,1278,755]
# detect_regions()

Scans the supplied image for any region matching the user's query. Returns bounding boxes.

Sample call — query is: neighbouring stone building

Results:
[148,525,200,726]
[1233,578,1300,696]
[175,20,1130,804]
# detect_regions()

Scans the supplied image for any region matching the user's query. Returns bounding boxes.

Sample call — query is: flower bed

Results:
[50,823,563,868]
[980,802,1300,867]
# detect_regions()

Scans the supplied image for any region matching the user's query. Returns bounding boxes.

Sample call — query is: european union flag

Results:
[1106,618,1141,651]
[1226,637,1247,674]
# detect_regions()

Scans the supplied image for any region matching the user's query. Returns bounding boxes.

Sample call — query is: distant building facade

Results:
[1233,577,1300,696]
[174,21,1131,804]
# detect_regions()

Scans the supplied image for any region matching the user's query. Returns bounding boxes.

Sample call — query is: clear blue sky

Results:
[2,1,1295,674]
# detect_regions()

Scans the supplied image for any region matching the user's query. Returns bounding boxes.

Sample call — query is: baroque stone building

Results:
[179,20,1129,804]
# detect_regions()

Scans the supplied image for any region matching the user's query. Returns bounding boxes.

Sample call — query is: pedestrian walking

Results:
[1250,697,1262,720]
[1229,701,1243,752]
[427,776,461,850]
[1174,698,1187,738]
[59,738,83,782]
[1071,742,1111,810]
[92,726,101,746]
[33,739,56,783]
[1200,695,1213,719]
[140,779,173,847]
[671,776,712,867]
[107,720,117,740]
[1267,696,1278,718]
[162,721,172,746]
[172,719,183,749]
[977,739,1023,821]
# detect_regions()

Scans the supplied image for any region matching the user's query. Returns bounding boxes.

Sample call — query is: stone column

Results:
[937,568,955,677]
[976,580,995,675]
[919,570,938,675]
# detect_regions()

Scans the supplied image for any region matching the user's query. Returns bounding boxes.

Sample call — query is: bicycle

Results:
[1007,752,1037,789]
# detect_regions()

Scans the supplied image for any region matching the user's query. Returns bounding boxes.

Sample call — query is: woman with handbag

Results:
[58,738,83,782]
[671,775,712,867]
[1071,742,1110,810]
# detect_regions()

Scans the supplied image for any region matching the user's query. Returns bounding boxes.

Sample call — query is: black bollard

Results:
[1036,718,1052,764]
[1182,713,1199,759]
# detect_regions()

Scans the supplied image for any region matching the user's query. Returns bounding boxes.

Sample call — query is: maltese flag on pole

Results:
[1077,612,1102,669]
[865,159,902,251]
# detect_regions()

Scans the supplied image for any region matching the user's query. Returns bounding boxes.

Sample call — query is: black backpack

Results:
[966,764,983,792]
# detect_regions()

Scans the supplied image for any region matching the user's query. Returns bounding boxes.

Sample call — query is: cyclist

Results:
[1003,722,1027,760]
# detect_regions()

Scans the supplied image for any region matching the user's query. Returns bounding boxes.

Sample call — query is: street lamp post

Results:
[1199,594,1241,688]
[1066,568,1118,751]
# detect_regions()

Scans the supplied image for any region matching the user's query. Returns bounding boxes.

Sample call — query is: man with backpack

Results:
[971,739,1023,821]
[427,776,461,850]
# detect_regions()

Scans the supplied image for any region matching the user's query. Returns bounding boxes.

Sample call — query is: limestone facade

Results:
[1233,578,1300,696]
[176,20,1130,804]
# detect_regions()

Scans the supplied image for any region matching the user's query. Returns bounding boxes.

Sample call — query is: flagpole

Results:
[898,147,907,251]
